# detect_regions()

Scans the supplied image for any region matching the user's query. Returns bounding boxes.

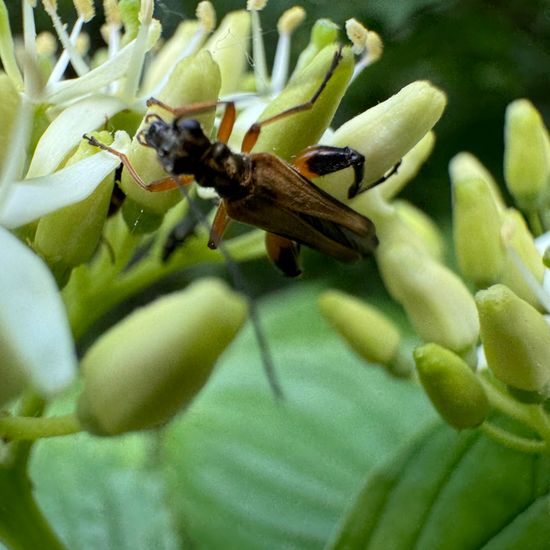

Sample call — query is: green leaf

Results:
[327,420,550,549]
[30,430,180,550]
[160,283,436,548]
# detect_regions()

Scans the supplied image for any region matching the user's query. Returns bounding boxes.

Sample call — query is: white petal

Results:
[0,227,77,397]
[27,95,127,178]
[43,21,161,105]
[0,132,130,228]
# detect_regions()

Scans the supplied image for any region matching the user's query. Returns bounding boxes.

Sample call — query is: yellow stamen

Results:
[346,18,368,55]
[103,0,121,26]
[366,31,383,62]
[277,6,306,35]
[35,31,57,56]
[196,1,216,32]
[41,0,58,12]
[75,32,90,55]
[73,0,95,22]
[247,0,267,11]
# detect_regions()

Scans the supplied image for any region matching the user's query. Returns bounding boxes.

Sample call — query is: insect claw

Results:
[136,131,149,146]
[145,113,163,124]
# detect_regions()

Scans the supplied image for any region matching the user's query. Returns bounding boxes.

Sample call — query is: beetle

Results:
[85,47,379,277]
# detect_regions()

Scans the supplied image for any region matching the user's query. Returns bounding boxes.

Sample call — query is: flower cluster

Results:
[320,98,550,454]
[0,0,445,442]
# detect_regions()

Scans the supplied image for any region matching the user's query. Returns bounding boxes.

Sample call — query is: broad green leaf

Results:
[160,283,436,548]
[31,429,179,550]
[327,420,550,549]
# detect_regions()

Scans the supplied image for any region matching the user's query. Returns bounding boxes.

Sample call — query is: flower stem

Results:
[0,413,82,441]
[528,404,550,446]
[479,376,534,426]
[481,421,548,454]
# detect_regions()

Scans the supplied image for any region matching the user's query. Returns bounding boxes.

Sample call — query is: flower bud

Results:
[499,208,545,309]
[377,131,435,202]
[292,18,339,75]
[33,132,115,283]
[452,177,505,287]
[119,0,141,43]
[324,81,446,196]
[476,284,550,393]
[77,279,248,435]
[142,20,200,93]
[504,99,550,209]
[120,50,221,215]
[378,243,479,354]
[204,10,250,95]
[253,45,354,161]
[318,290,401,366]
[393,199,444,261]
[449,152,505,211]
[414,343,489,429]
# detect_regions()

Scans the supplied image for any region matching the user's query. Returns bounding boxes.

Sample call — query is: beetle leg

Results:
[362,160,403,195]
[146,174,195,191]
[145,97,237,121]
[216,102,237,143]
[241,46,343,153]
[207,200,232,249]
[265,233,302,277]
[292,145,366,198]
[83,134,193,192]
[84,134,151,190]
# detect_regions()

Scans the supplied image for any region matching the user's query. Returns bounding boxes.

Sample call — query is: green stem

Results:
[0,413,82,441]
[528,404,550,445]
[481,421,548,455]
[0,467,66,550]
[479,377,535,427]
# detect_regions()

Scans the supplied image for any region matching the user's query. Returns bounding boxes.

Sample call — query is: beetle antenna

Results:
[178,185,284,398]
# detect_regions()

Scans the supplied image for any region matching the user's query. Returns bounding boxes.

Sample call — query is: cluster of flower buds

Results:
[320,93,550,450]
[0,0,444,439]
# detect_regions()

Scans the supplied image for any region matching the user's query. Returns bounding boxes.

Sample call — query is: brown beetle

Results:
[86,48,378,276]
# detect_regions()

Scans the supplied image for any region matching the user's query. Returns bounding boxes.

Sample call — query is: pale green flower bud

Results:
[77,279,247,435]
[476,284,550,393]
[449,152,505,211]
[0,72,20,172]
[142,20,200,93]
[253,45,354,161]
[393,199,444,261]
[204,10,250,95]
[292,18,339,75]
[119,0,141,43]
[378,243,479,354]
[318,290,401,366]
[504,99,550,209]
[499,208,545,309]
[33,132,115,284]
[414,343,489,429]
[120,50,221,215]
[378,131,435,202]
[452,177,505,287]
[323,81,446,195]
